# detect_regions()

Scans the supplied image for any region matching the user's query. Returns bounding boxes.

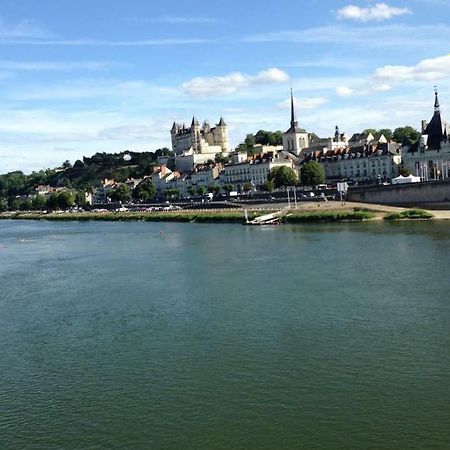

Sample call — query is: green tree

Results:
[188,187,197,196]
[208,184,221,195]
[377,128,393,141]
[196,186,207,196]
[110,183,131,203]
[133,178,157,202]
[46,193,59,211]
[268,166,298,189]
[57,191,76,210]
[75,190,88,207]
[8,197,20,211]
[0,198,8,212]
[393,126,421,144]
[222,184,234,193]
[260,180,274,192]
[165,188,181,199]
[32,194,47,210]
[19,198,33,211]
[243,182,253,193]
[300,161,325,187]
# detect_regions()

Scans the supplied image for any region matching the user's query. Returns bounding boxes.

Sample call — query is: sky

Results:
[0,0,449,173]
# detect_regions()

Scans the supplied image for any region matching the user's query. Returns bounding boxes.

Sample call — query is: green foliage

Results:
[208,184,221,195]
[133,178,157,202]
[377,128,393,141]
[188,187,197,196]
[19,198,33,211]
[260,180,274,192]
[300,161,325,187]
[384,209,433,220]
[236,130,283,154]
[222,184,234,193]
[393,126,421,144]
[165,188,181,199]
[268,166,298,188]
[285,210,375,223]
[215,153,231,165]
[243,182,253,193]
[57,191,76,209]
[32,194,47,210]
[196,186,207,196]
[110,183,132,203]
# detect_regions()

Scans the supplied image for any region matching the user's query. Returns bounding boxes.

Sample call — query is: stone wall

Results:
[347,179,450,207]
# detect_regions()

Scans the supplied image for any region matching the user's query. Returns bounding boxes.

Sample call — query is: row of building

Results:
[83,89,450,201]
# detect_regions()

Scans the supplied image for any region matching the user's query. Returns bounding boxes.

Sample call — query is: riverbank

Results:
[0,201,446,223]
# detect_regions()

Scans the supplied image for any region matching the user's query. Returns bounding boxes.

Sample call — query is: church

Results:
[282,90,309,156]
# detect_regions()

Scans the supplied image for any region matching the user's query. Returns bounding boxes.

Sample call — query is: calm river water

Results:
[0,220,449,449]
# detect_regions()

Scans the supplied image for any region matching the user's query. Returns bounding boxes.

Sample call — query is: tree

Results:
[75,190,88,207]
[377,128,393,141]
[208,184,221,195]
[57,191,76,210]
[0,198,7,212]
[243,182,253,193]
[62,160,72,170]
[260,180,274,192]
[19,198,33,211]
[222,184,234,193]
[110,183,131,203]
[188,187,197,196]
[46,193,59,211]
[268,166,298,189]
[165,188,180,199]
[8,197,20,211]
[32,194,47,210]
[393,126,421,144]
[133,178,156,202]
[300,161,325,187]
[196,186,206,196]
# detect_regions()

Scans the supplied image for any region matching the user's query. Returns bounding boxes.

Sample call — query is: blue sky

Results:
[0,0,449,172]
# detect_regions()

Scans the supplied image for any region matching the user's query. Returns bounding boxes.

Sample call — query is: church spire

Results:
[434,86,440,113]
[290,88,298,129]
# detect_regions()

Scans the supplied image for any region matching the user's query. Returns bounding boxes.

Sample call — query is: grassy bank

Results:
[384,209,434,220]
[1,209,376,224]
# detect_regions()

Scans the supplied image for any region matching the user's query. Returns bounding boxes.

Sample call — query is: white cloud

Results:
[372,54,450,86]
[0,16,51,39]
[336,3,411,22]
[336,86,354,97]
[182,68,290,98]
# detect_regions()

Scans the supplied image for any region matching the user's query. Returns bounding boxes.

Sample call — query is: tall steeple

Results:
[290,88,298,130]
[434,86,440,113]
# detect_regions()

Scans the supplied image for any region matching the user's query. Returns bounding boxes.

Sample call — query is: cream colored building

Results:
[171,117,230,156]
[402,91,450,180]
[219,154,294,191]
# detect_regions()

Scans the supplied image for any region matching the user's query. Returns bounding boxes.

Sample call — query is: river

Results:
[1,220,449,449]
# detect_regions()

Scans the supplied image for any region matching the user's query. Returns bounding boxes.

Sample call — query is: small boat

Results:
[244,209,286,225]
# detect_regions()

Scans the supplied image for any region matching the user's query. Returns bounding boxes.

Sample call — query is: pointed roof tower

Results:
[191,116,200,127]
[286,89,302,133]
[424,87,444,150]
[171,121,177,132]
[218,117,227,127]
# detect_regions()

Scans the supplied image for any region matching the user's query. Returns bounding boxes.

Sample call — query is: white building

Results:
[306,142,401,184]
[402,90,450,180]
[219,153,294,191]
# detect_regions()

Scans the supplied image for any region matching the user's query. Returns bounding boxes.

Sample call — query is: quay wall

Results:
[347,179,450,208]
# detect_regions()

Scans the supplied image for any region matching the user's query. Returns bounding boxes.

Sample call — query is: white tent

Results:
[392,174,422,185]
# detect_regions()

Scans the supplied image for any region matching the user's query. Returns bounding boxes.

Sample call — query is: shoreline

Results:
[1,201,447,223]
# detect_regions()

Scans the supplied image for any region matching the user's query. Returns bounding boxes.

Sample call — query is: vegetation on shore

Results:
[384,209,434,220]
[1,209,376,224]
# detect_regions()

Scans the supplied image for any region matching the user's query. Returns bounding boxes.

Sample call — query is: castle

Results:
[171,117,230,156]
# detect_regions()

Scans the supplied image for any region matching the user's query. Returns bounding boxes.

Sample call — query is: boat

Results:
[244,209,287,225]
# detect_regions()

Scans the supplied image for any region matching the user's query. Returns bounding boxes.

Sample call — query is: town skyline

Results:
[0,0,449,173]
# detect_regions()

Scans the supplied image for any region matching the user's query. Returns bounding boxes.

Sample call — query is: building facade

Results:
[171,117,230,156]
[402,91,450,180]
